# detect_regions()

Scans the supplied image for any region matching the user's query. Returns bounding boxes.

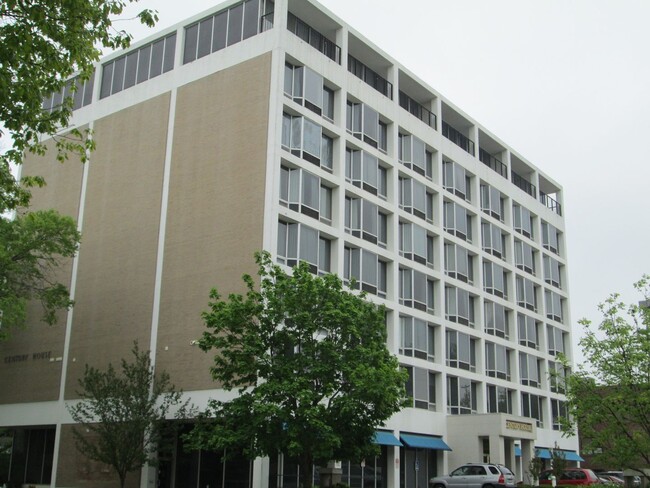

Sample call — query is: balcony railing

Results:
[442,121,475,155]
[511,170,537,198]
[478,148,507,178]
[348,55,393,99]
[260,11,274,32]
[540,192,562,216]
[399,91,436,129]
[287,13,341,64]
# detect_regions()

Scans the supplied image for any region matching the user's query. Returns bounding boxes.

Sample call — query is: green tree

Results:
[561,275,650,479]
[0,209,81,339]
[68,343,188,488]
[550,448,567,481]
[191,252,408,488]
[0,0,158,213]
[528,451,543,486]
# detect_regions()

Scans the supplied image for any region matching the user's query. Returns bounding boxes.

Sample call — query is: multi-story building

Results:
[0,0,581,486]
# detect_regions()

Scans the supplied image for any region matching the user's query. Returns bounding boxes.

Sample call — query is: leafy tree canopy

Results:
[190,252,408,488]
[0,209,80,338]
[68,343,188,488]
[0,0,158,213]
[561,275,650,477]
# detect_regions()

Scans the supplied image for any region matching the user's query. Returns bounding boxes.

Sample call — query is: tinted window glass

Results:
[212,11,228,51]
[163,34,176,72]
[183,23,199,64]
[137,45,151,83]
[227,3,243,46]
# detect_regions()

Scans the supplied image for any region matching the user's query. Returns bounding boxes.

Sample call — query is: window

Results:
[345,197,387,247]
[518,314,538,349]
[443,201,472,241]
[551,399,567,431]
[277,220,331,274]
[545,290,563,323]
[443,160,471,201]
[343,247,387,298]
[399,268,434,312]
[481,222,506,259]
[281,113,333,170]
[514,240,535,275]
[444,243,473,283]
[447,376,477,414]
[446,330,476,371]
[284,62,334,120]
[547,325,565,356]
[483,260,507,298]
[485,342,511,380]
[42,72,95,113]
[516,276,537,311]
[400,316,435,361]
[543,255,562,288]
[346,101,387,152]
[541,222,561,255]
[280,166,331,223]
[100,33,176,99]
[519,352,541,387]
[399,133,433,179]
[445,287,475,326]
[480,184,504,221]
[513,203,533,239]
[484,301,509,338]
[404,366,436,410]
[399,177,434,223]
[487,385,512,414]
[549,360,566,393]
[400,221,434,267]
[345,148,387,198]
[521,392,544,427]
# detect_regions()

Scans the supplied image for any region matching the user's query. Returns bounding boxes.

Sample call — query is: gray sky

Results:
[119,0,650,365]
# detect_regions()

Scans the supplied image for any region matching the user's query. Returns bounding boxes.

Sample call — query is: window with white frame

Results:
[400,315,435,361]
[516,276,537,311]
[541,221,561,255]
[399,177,434,223]
[444,243,473,284]
[399,267,435,312]
[547,325,565,356]
[514,239,535,275]
[443,160,471,202]
[399,133,433,179]
[513,203,534,239]
[480,184,504,221]
[481,221,506,259]
[280,165,332,223]
[277,220,331,274]
[404,365,436,410]
[543,255,562,288]
[445,286,475,326]
[484,301,509,339]
[487,384,513,414]
[343,247,387,297]
[483,260,508,298]
[281,113,333,170]
[551,398,567,431]
[521,392,544,427]
[545,290,563,323]
[447,376,477,415]
[446,330,476,371]
[400,221,434,267]
[284,62,334,120]
[519,352,541,387]
[548,360,567,394]
[344,196,387,247]
[345,148,387,198]
[518,313,538,349]
[346,101,387,152]
[443,201,472,242]
[485,342,511,380]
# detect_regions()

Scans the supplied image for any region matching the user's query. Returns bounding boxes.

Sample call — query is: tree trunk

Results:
[300,453,314,488]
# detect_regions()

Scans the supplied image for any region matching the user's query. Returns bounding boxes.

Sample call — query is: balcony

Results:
[442,121,475,155]
[511,170,537,198]
[287,12,341,64]
[348,55,392,99]
[399,91,436,129]
[478,148,507,178]
[540,192,562,216]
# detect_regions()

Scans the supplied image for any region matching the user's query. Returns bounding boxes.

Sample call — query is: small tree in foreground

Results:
[528,452,543,486]
[561,275,650,480]
[68,343,188,488]
[191,252,408,488]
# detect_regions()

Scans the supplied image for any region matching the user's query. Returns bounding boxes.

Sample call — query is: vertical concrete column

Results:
[388,445,400,488]
[489,434,505,464]
[521,439,534,484]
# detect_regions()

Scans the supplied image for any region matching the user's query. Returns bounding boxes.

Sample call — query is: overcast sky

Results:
[118,0,650,365]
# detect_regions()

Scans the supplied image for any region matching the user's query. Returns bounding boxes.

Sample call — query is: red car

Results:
[539,469,600,485]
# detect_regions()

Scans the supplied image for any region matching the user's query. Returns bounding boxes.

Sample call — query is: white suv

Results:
[430,463,517,488]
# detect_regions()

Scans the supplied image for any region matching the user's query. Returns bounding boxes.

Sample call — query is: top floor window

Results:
[399,133,433,179]
[287,12,341,64]
[284,62,334,120]
[346,101,387,152]
[513,203,533,239]
[43,72,95,113]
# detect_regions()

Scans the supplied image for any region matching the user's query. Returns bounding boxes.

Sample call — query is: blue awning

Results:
[536,448,552,459]
[534,448,584,462]
[515,446,522,457]
[400,434,452,451]
[374,431,402,447]
[562,451,584,462]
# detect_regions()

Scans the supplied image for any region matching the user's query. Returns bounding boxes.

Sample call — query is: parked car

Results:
[598,475,624,485]
[539,468,600,485]
[599,472,641,487]
[429,463,516,488]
